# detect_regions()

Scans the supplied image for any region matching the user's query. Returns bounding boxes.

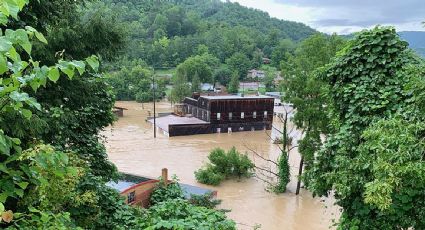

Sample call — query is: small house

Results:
[247,69,265,79]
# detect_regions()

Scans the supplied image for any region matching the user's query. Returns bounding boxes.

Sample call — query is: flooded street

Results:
[103,101,339,230]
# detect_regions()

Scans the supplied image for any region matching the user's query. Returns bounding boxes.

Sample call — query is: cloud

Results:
[231,0,425,34]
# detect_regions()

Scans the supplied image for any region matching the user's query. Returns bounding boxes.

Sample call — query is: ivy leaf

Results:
[3,0,20,18]
[0,202,4,213]
[0,13,7,25]
[0,37,12,52]
[21,108,32,119]
[0,193,7,203]
[34,31,48,44]
[48,67,60,82]
[0,55,7,74]
[15,0,29,9]
[9,91,29,102]
[14,188,24,197]
[58,61,75,79]
[71,60,85,75]
[0,133,11,156]
[17,182,29,190]
[86,55,99,71]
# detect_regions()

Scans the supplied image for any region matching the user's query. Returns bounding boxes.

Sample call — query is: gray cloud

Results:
[274,0,425,29]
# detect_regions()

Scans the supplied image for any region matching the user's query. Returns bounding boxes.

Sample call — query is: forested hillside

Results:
[104,0,316,68]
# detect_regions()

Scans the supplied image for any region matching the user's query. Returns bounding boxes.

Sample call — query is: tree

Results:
[309,27,425,229]
[170,70,191,103]
[271,39,295,67]
[225,52,251,80]
[281,33,346,189]
[213,65,232,86]
[176,53,219,83]
[191,72,201,92]
[227,72,239,94]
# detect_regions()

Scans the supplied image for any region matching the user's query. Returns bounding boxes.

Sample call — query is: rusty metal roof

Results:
[201,95,273,100]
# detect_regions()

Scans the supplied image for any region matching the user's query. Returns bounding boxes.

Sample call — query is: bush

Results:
[195,147,254,185]
[188,192,222,209]
[146,199,236,230]
[195,165,225,186]
[150,177,184,205]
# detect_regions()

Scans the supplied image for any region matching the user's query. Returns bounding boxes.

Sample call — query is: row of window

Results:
[216,111,268,120]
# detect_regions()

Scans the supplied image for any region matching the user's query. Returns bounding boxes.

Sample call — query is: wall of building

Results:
[208,98,274,125]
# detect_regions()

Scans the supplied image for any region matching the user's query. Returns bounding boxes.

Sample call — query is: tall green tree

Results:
[227,72,239,94]
[191,72,201,92]
[226,52,251,80]
[309,27,425,229]
[176,53,219,83]
[281,33,346,187]
[170,69,191,103]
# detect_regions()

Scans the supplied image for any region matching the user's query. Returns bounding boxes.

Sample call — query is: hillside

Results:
[399,31,425,57]
[103,0,317,68]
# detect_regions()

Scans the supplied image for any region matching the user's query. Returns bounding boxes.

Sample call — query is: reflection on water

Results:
[103,101,339,230]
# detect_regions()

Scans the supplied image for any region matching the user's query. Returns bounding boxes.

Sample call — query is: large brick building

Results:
[150,95,274,137]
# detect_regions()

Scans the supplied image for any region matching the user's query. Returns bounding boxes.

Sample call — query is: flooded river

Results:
[103,101,339,230]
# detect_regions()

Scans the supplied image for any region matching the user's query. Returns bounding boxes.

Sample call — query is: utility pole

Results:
[152,68,156,138]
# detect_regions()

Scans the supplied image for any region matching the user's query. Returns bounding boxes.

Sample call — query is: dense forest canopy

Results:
[103,0,316,68]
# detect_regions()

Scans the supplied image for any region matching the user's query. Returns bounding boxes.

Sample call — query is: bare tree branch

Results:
[255,165,279,177]
[245,143,279,167]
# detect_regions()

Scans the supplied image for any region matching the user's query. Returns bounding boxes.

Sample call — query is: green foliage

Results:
[281,33,347,185]
[107,63,166,102]
[273,153,290,193]
[195,147,254,185]
[144,177,235,229]
[103,0,315,68]
[190,72,201,93]
[213,64,232,86]
[225,52,251,80]
[227,72,239,94]
[194,165,225,186]
[170,69,191,103]
[309,27,425,229]
[175,53,219,83]
[145,199,236,230]
[188,192,222,210]
[150,179,184,206]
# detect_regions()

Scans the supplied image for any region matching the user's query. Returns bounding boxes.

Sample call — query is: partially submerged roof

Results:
[201,95,273,100]
[107,173,215,198]
[148,115,209,133]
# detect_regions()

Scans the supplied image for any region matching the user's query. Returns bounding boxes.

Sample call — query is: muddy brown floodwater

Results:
[103,101,340,230]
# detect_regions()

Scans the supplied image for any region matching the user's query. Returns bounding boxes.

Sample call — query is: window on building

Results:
[128,191,135,203]
[253,111,257,118]
[241,112,245,119]
[229,112,233,120]
[217,113,221,120]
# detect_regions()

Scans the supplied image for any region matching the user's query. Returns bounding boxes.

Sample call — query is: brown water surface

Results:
[103,101,339,230]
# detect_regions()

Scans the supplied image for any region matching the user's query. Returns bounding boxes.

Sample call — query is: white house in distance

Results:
[247,69,265,79]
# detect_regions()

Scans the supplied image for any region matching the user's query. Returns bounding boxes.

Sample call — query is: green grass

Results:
[155,68,176,76]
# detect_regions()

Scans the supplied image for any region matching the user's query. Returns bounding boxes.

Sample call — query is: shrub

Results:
[195,147,254,185]
[146,199,236,230]
[188,192,222,210]
[150,177,184,205]
[195,165,225,186]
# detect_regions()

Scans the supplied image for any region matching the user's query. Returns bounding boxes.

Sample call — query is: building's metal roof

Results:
[201,95,273,100]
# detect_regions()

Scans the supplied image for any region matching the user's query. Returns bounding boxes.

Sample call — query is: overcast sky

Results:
[229,0,425,34]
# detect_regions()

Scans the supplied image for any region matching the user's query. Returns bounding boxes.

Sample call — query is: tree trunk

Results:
[296,156,304,195]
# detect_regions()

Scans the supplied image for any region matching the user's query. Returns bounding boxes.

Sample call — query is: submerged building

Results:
[150,95,274,137]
